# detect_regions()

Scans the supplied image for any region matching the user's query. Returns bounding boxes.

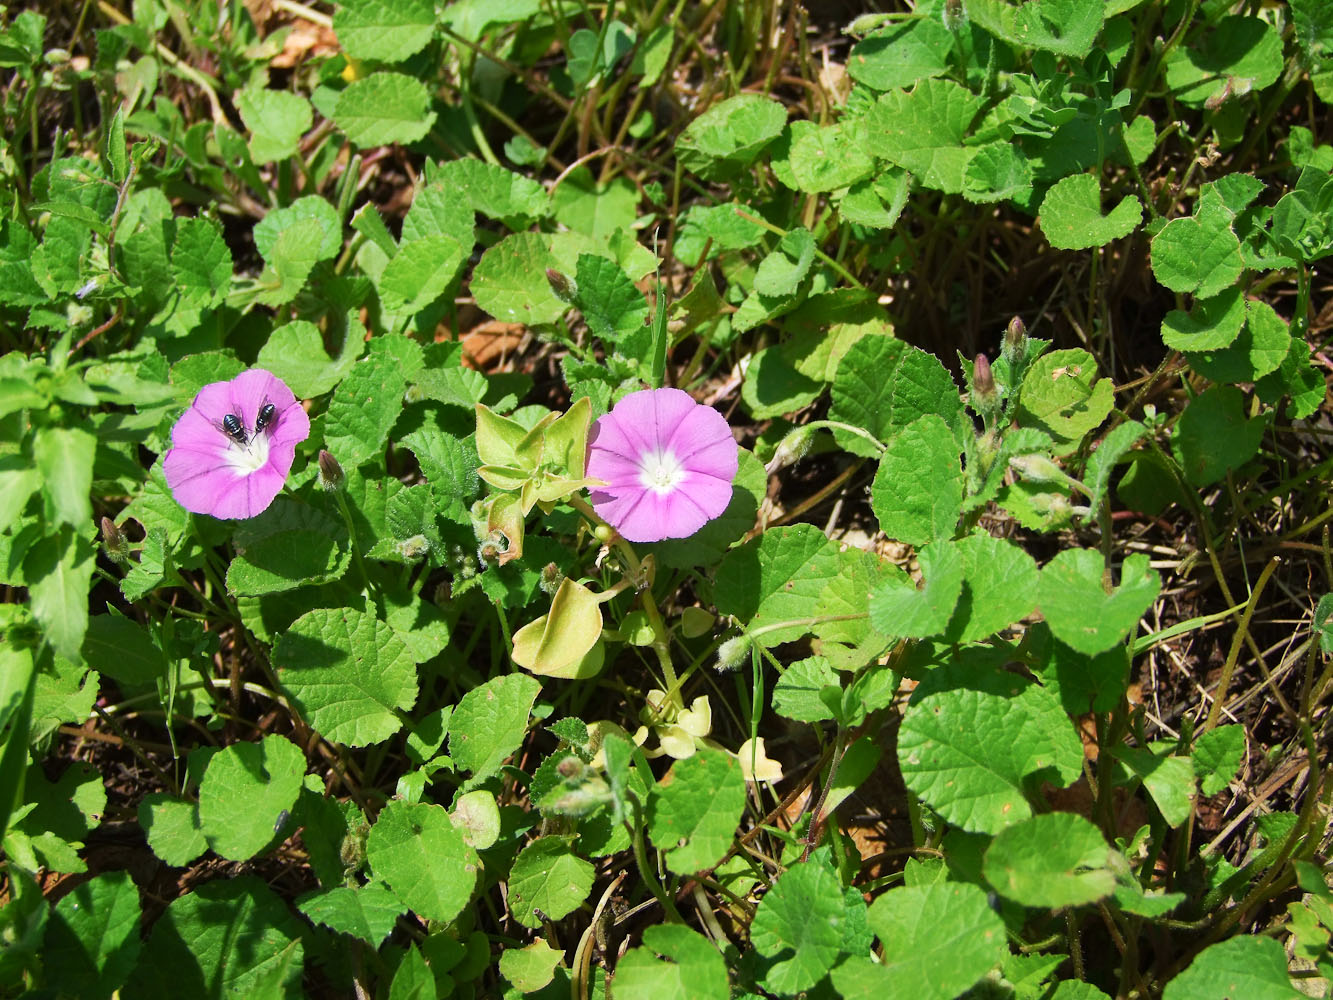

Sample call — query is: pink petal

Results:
[230,368,297,429]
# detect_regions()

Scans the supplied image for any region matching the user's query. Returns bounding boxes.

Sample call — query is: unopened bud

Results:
[768,425,814,473]
[1003,316,1027,365]
[844,12,893,36]
[317,450,344,492]
[539,562,564,596]
[546,268,576,302]
[715,634,752,672]
[1028,492,1075,519]
[1009,453,1070,487]
[556,754,584,779]
[100,516,128,564]
[971,353,999,417]
[396,534,430,560]
[942,0,966,31]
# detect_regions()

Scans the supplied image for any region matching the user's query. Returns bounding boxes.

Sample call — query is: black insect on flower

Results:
[254,400,277,435]
[219,412,247,445]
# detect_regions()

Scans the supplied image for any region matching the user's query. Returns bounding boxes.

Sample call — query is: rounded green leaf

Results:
[984,812,1117,908]
[831,335,961,457]
[123,876,305,999]
[942,533,1040,643]
[1163,934,1302,1000]
[226,498,351,596]
[472,231,566,326]
[1161,286,1246,352]
[44,870,142,999]
[1171,384,1268,486]
[784,121,875,192]
[1038,550,1160,655]
[870,416,964,546]
[613,925,729,1000]
[448,673,541,778]
[296,883,407,946]
[1150,200,1245,298]
[866,78,984,194]
[1187,299,1290,384]
[772,655,839,723]
[1164,15,1283,108]
[1014,348,1114,451]
[869,538,964,639]
[750,861,845,995]
[1038,172,1142,250]
[237,87,313,163]
[847,18,953,92]
[830,882,1007,1000]
[506,836,595,928]
[1193,724,1246,797]
[499,940,563,993]
[333,72,435,147]
[323,340,412,470]
[198,734,305,861]
[675,94,786,177]
[334,0,436,63]
[138,793,207,867]
[898,659,1082,834]
[646,747,746,874]
[967,0,1105,56]
[274,606,418,746]
[379,234,464,314]
[963,142,1033,204]
[367,799,480,923]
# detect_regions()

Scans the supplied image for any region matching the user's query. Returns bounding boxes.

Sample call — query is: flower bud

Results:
[556,754,585,779]
[546,268,576,302]
[317,450,344,492]
[1009,453,1070,486]
[715,634,752,672]
[539,562,564,596]
[844,12,892,36]
[100,516,129,565]
[942,0,966,31]
[1002,315,1027,365]
[396,534,430,560]
[971,353,999,417]
[768,424,814,473]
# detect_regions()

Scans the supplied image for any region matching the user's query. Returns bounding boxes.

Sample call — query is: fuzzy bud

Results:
[1009,453,1070,487]
[555,754,585,779]
[942,0,966,31]
[1002,316,1027,365]
[100,516,129,565]
[768,424,815,473]
[539,562,564,596]
[317,450,344,492]
[714,634,752,672]
[396,534,430,560]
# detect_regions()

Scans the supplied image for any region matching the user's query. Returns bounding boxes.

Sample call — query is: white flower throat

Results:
[639,448,686,495]
[222,426,271,475]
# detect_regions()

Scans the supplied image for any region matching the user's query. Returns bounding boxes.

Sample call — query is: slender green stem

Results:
[731,208,866,289]
[334,490,375,598]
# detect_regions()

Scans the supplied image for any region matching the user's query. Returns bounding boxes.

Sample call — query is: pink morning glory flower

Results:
[164,368,310,520]
[585,387,738,543]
